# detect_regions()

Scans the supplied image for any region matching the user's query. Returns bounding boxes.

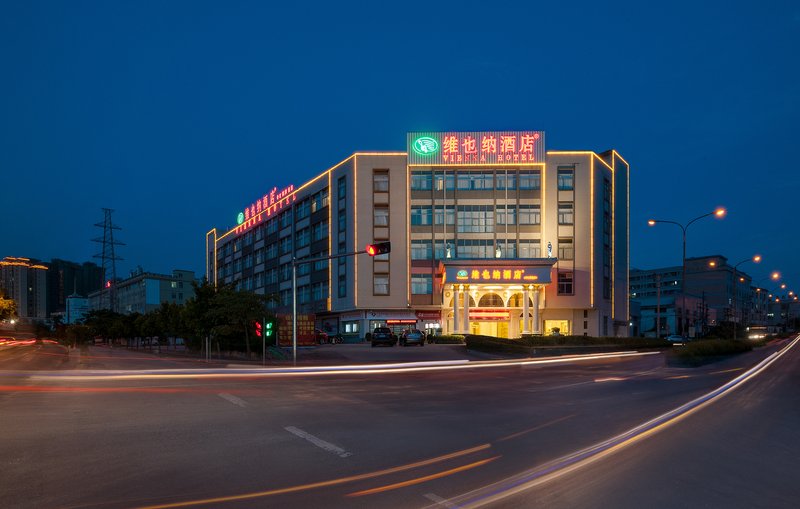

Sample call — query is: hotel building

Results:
[206,131,630,339]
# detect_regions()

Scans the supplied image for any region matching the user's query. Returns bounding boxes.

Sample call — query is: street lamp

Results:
[647,207,726,337]
[732,254,761,340]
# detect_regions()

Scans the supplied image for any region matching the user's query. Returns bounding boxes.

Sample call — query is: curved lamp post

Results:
[648,208,726,337]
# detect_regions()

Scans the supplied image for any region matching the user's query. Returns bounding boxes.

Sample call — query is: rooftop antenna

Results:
[92,208,124,312]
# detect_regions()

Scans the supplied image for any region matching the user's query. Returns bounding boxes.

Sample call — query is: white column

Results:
[532,285,541,335]
[453,285,461,334]
[462,286,470,334]
[522,285,530,335]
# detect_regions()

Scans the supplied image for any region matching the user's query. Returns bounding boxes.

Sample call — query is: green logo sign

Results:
[457,270,468,278]
[237,212,245,225]
[412,136,439,156]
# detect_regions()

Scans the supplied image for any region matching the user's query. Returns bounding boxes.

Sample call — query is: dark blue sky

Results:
[2,1,798,293]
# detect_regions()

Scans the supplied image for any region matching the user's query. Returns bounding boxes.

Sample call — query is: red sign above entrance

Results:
[408,131,546,166]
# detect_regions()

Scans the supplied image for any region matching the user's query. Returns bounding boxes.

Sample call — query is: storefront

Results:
[441,259,557,338]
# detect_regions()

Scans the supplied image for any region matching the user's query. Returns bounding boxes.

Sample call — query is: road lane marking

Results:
[594,377,626,382]
[424,493,460,508]
[347,456,500,497]
[284,426,352,458]
[496,414,576,442]
[665,375,691,380]
[136,444,491,508]
[217,393,247,407]
[709,367,744,375]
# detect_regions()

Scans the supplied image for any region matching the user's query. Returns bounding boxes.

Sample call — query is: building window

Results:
[519,240,541,258]
[374,274,389,295]
[338,176,347,199]
[296,228,311,249]
[456,171,493,190]
[558,271,574,295]
[266,243,278,260]
[558,238,574,260]
[374,207,389,227]
[434,173,455,191]
[338,274,347,298]
[297,285,310,304]
[280,263,291,282]
[410,171,432,190]
[373,172,389,192]
[312,282,328,301]
[496,206,516,225]
[410,206,433,226]
[411,241,433,260]
[557,167,575,190]
[496,172,517,190]
[342,320,359,333]
[311,189,329,213]
[456,239,495,258]
[558,203,574,225]
[456,205,494,233]
[313,253,329,272]
[296,199,311,220]
[411,274,433,295]
[519,170,541,190]
[433,205,455,225]
[280,289,291,306]
[279,210,293,229]
[311,221,328,242]
[266,218,278,235]
[518,205,541,225]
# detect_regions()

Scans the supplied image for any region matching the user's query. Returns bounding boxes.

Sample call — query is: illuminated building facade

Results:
[206,131,630,339]
[0,256,49,320]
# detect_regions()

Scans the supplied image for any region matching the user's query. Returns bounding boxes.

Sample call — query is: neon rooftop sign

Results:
[408,131,545,165]
[234,184,296,235]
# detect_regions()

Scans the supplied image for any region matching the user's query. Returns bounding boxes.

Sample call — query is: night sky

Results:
[2,1,798,293]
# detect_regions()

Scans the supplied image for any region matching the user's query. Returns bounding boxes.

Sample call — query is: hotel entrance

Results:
[441,259,557,339]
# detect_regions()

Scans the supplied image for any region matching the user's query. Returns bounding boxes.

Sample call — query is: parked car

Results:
[371,327,396,347]
[666,334,688,343]
[400,329,425,347]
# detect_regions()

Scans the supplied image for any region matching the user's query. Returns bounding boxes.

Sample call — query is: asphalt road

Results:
[0,337,797,509]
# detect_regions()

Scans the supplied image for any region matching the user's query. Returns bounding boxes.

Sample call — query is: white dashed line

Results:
[284,426,353,458]
[217,393,247,407]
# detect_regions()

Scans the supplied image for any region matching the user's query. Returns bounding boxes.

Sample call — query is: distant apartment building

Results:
[0,256,49,320]
[89,269,196,314]
[630,255,758,337]
[46,259,103,316]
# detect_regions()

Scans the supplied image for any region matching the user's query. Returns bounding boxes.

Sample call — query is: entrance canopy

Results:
[443,258,557,286]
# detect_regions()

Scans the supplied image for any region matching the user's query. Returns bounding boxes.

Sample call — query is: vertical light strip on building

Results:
[590,156,594,308]
[353,155,358,308]
[406,159,411,305]
[328,170,332,307]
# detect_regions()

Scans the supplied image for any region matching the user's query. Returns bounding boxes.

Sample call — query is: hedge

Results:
[431,334,465,344]
[465,334,670,354]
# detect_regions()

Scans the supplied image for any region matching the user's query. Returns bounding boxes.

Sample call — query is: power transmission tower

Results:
[93,208,124,312]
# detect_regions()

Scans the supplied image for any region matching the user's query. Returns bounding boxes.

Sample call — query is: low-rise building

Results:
[89,269,196,314]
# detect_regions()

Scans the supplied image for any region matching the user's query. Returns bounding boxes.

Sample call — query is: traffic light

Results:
[264,317,276,339]
[366,241,391,256]
[254,321,262,338]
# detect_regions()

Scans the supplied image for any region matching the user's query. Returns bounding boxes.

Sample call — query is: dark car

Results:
[371,327,396,347]
[400,329,425,347]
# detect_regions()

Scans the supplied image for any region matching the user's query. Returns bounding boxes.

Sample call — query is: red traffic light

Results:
[365,241,391,256]
[254,321,263,338]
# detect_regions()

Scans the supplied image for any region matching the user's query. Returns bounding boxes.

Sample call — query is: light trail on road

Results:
[17,350,660,382]
[438,335,800,508]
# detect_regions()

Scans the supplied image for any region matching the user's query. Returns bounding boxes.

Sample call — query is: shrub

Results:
[465,334,670,354]
[673,339,753,363]
[432,334,465,344]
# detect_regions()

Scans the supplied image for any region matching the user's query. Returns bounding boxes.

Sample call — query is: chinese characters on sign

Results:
[408,131,545,165]
[450,266,543,284]
[235,184,296,235]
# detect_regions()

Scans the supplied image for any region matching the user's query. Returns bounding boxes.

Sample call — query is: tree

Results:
[0,293,16,321]
[183,279,218,353]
